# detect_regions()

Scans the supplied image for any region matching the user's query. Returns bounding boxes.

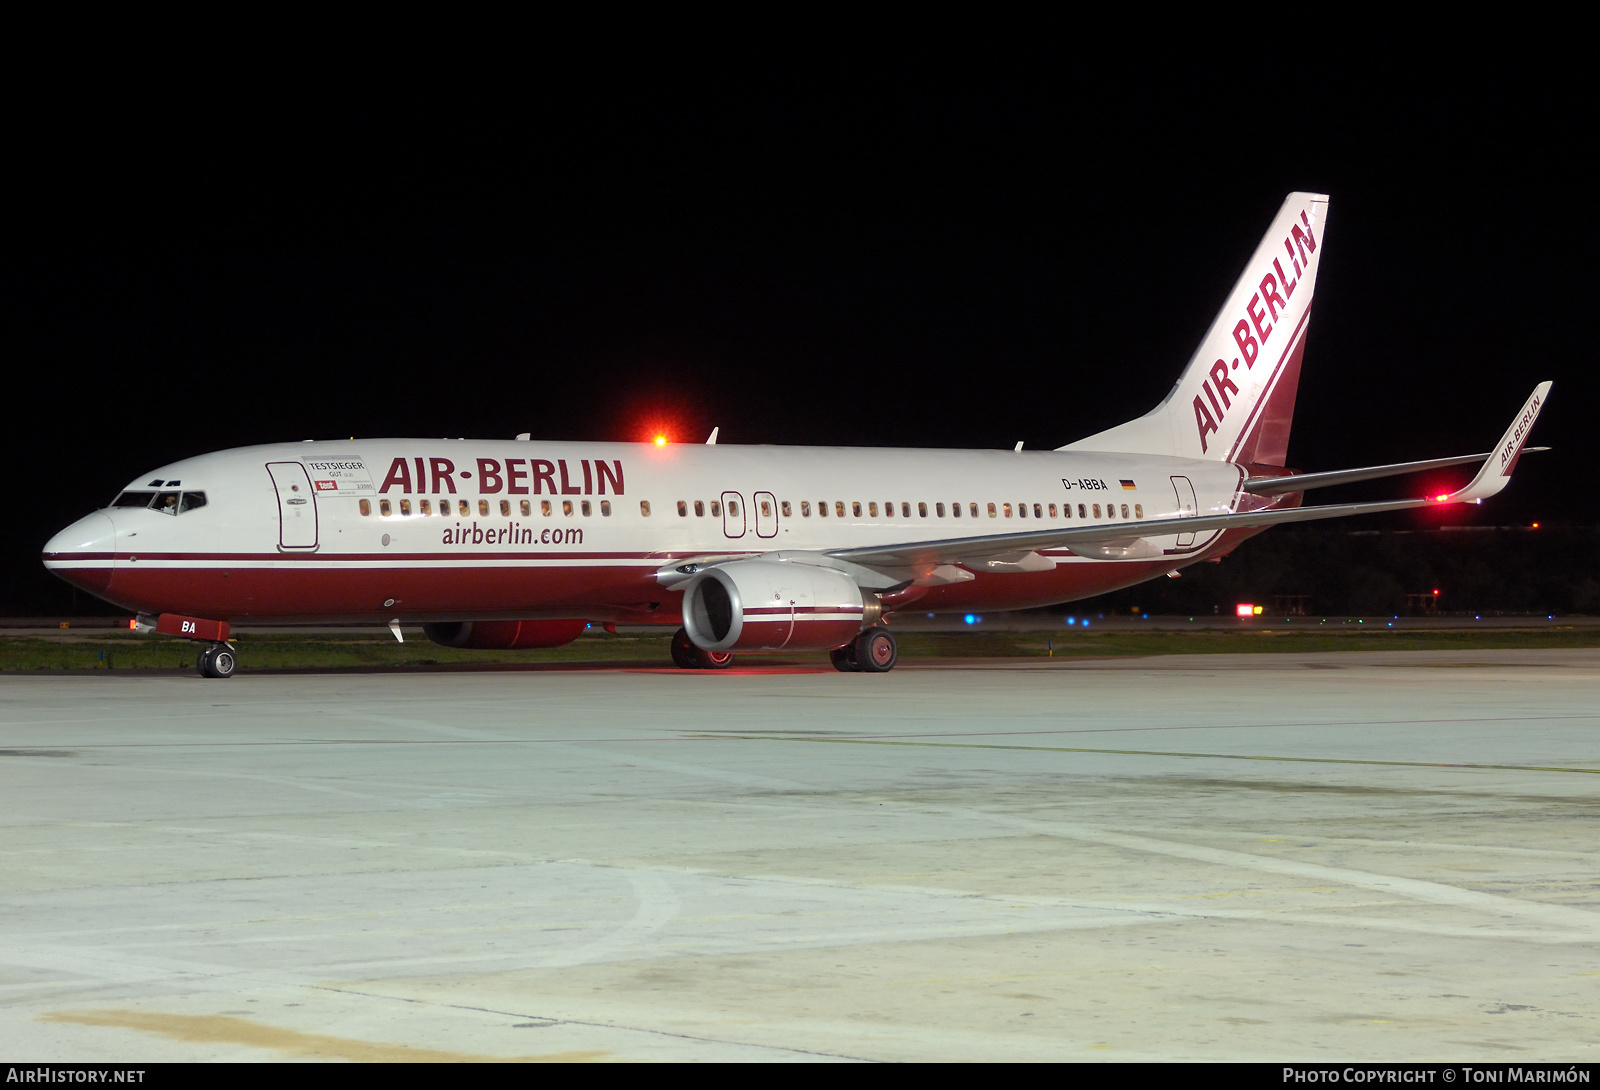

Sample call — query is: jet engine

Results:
[422,619,588,649]
[681,560,872,652]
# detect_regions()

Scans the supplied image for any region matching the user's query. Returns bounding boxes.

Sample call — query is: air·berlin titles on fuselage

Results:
[377,456,625,498]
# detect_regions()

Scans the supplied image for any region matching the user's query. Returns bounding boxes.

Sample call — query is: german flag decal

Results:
[1120,480,1137,491]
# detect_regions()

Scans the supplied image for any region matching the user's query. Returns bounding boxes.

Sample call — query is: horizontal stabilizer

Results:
[1244,447,1550,496]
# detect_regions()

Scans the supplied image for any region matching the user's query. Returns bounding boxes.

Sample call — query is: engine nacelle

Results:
[682,560,869,652]
[422,619,588,649]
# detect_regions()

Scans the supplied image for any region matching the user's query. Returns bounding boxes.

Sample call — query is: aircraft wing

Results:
[826,497,1429,569]
[830,383,1552,572]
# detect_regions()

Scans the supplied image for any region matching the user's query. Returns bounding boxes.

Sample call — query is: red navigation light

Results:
[1432,589,1440,596]
[1532,521,1541,529]
[1434,494,1449,502]
[1236,603,1254,617]
[654,435,667,446]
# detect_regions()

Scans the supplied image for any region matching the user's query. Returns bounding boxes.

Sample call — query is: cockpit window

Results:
[111,489,206,513]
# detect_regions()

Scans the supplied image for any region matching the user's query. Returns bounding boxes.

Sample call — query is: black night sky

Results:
[8,48,1594,614]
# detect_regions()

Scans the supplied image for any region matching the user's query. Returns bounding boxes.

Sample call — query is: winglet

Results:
[1446,382,1552,503]
[706,427,719,445]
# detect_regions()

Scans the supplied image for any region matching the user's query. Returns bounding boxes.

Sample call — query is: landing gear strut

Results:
[196,643,237,679]
[831,627,898,673]
[671,627,734,670]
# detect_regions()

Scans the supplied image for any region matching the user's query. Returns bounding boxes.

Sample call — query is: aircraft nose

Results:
[42,512,117,595]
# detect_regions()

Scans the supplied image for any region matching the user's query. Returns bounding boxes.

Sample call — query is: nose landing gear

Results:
[196,643,237,679]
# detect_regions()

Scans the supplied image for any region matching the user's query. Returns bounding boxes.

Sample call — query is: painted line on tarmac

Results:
[709,734,1600,776]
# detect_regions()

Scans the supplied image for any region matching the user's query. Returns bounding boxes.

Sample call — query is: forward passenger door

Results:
[267,462,319,550]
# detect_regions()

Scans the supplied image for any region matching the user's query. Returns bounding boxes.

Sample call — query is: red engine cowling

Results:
[422,619,588,649]
[682,560,866,652]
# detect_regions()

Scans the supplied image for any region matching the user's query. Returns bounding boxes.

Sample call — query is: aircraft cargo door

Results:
[1170,476,1197,548]
[267,462,319,550]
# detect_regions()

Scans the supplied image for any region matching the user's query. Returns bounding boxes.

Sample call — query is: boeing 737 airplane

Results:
[43,193,1550,677]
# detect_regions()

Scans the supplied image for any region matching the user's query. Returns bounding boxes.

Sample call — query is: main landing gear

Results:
[830,627,898,674]
[196,643,237,679]
[668,626,898,673]
[671,627,734,670]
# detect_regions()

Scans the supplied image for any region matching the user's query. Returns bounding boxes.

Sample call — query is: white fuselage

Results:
[43,439,1258,625]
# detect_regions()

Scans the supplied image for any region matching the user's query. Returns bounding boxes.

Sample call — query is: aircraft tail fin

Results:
[1061,192,1329,466]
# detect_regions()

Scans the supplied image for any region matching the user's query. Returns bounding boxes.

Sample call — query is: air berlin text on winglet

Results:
[1193,210,1318,453]
[378,456,626,496]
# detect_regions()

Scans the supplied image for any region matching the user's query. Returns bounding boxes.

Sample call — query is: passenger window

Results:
[400,499,412,517]
[563,500,574,516]
[458,500,470,517]
[901,502,910,518]
[818,501,827,517]
[639,501,651,516]
[987,503,997,518]
[918,502,928,517]
[1003,503,1013,518]
[677,500,687,516]
[359,499,372,516]
[1135,504,1143,518]
[1034,504,1042,519]
[1017,503,1027,519]
[835,501,845,518]
[852,501,862,517]
[952,502,961,518]
[868,502,878,517]
[695,500,705,517]
[936,503,945,517]
[1078,504,1086,518]
[760,500,772,517]
[802,501,812,517]
[499,500,510,517]
[711,501,722,517]
[179,492,207,513]
[601,500,612,516]
[541,500,553,516]
[1121,504,1129,518]
[379,499,392,517]
[420,499,431,516]
[521,500,531,516]
[781,501,791,517]
[1048,504,1057,518]
[581,500,592,516]
[1093,504,1101,518]
[478,499,489,517]
[970,503,979,518]
[729,501,738,516]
